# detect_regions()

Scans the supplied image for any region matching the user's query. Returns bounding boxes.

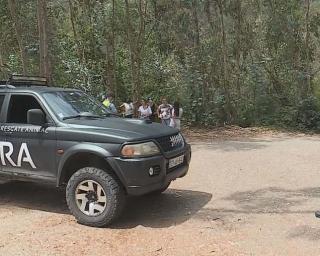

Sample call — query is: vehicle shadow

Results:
[0,181,212,228]
[111,189,212,229]
[288,225,320,241]
[0,181,69,215]
[186,186,320,236]
[212,186,320,215]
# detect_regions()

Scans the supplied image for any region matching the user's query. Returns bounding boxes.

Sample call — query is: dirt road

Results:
[1,132,320,255]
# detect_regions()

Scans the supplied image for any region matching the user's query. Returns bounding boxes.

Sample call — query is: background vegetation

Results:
[1,0,320,129]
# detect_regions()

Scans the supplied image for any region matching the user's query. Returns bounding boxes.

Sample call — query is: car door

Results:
[2,93,57,182]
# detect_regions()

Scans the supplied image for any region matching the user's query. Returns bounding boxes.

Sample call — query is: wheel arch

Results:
[56,144,125,189]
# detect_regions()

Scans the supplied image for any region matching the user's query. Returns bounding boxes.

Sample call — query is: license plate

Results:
[168,155,184,169]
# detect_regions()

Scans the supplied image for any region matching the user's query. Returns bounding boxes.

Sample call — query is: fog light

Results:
[149,167,154,176]
[148,166,161,176]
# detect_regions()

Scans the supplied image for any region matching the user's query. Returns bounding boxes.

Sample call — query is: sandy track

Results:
[1,133,320,255]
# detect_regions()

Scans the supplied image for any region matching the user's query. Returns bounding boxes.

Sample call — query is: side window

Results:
[7,95,44,124]
[0,95,5,112]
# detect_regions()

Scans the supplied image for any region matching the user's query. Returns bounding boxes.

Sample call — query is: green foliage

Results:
[296,96,320,130]
[1,0,320,130]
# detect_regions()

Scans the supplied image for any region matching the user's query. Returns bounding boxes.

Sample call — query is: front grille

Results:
[155,133,184,152]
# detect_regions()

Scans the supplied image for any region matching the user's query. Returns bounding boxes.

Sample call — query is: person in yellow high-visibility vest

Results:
[102,93,117,113]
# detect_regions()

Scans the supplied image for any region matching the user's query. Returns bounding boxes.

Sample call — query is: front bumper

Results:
[107,144,191,196]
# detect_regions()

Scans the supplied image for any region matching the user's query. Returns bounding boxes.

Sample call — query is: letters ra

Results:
[0,142,36,169]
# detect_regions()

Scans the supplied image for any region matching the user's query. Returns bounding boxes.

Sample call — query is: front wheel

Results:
[66,167,125,227]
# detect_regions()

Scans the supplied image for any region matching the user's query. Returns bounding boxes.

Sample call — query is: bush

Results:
[296,96,320,130]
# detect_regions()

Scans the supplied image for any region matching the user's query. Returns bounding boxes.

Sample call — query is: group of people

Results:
[102,93,183,130]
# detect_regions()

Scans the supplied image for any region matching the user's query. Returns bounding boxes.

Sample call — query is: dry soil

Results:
[1,130,320,255]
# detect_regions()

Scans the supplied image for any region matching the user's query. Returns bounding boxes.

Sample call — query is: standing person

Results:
[157,98,172,126]
[148,97,157,122]
[170,101,183,130]
[102,93,117,114]
[120,100,134,118]
[138,99,152,119]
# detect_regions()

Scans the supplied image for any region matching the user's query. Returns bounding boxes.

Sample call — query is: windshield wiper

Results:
[102,112,120,118]
[62,112,104,120]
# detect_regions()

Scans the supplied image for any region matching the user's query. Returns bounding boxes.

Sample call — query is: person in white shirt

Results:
[138,99,152,119]
[157,98,172,126]
[120,100,134,118]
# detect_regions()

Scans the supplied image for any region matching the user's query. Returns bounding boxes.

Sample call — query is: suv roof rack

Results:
[7,75,48,87]
[0,80,16,89]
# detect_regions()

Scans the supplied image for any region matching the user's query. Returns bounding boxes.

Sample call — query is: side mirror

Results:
[27,109,46,126]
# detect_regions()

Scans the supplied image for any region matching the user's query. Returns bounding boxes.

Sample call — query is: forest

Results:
[1,0,320,129]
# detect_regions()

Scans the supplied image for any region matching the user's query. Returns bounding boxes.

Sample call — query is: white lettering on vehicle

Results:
[0,125,48,134]
[0,142,36,169]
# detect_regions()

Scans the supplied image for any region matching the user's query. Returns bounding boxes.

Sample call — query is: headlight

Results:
[121,141,160,157]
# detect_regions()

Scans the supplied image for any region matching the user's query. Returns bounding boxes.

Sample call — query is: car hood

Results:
[61,117,178,143]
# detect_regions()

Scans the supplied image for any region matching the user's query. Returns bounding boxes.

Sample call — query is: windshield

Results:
[42,90,109,120]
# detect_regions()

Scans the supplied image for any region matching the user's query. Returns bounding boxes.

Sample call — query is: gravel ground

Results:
[1,132,320,255]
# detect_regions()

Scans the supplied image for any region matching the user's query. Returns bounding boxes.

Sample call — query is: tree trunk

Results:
[111,0,117,99]
[0,43,7,78]
[37,0,52,84]
[7,0,28,75]
[0,43,4,68]
[217,0,234,123]
[68,0,87,86]
[305,0,311,95]
[104,0,117,96]
[192,0,208,105]
[235,0,242,99]
[125,0,144,105]
[68,0,82,61]
[205,0,217,96]
[152,0,162,54]
[191,0,200,47]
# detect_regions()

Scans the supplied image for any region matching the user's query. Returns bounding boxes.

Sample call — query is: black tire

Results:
[66,167,125,227]
[149,181,171,195]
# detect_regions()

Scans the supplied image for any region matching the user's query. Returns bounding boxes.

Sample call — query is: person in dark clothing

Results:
[148,98,157,122]
[170,101,183,130]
